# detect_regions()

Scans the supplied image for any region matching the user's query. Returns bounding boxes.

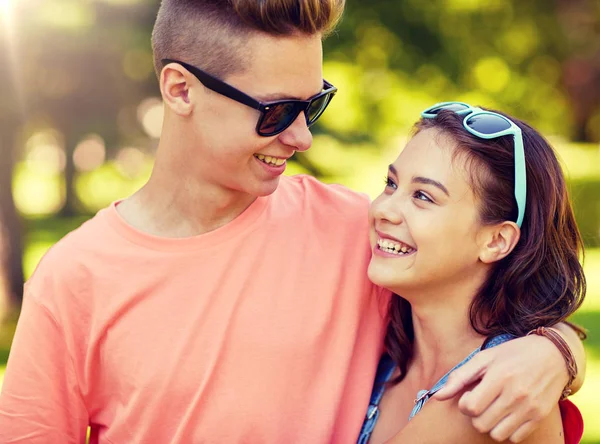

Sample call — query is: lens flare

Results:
[0,0,13,19]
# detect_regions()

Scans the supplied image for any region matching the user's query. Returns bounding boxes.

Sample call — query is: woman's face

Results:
[368,128,488,296]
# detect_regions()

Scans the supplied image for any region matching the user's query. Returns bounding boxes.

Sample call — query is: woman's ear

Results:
[478,221,521,264]
[160,64,193,116]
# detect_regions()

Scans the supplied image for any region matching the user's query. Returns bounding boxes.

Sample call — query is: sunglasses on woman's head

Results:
[162,59,337,137]
[421,101,527,228]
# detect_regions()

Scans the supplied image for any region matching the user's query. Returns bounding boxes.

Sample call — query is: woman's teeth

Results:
[255,154,285,166]
[377,239,415,255]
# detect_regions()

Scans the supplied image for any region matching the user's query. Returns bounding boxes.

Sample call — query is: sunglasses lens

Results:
[428,103,470,115]
[307,93,332,125]
[466,114,511,134]
[259,103,299,135]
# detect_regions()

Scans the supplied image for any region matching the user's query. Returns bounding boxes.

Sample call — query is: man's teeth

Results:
[255,154,285,166]
[377,239,415,255]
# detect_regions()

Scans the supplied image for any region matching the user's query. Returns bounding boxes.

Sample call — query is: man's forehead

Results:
[234,32,324,98]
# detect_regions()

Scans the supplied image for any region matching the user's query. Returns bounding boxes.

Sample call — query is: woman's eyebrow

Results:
[412,176,450,196]
[389,165,449,196]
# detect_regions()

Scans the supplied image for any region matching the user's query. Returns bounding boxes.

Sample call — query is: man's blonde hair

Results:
[151,0,345,79]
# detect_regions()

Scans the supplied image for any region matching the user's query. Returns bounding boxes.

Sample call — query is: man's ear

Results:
[478,221,521,264]
[160,63,193,116]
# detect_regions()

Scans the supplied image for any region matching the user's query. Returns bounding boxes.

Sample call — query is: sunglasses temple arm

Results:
[513,129,527,228]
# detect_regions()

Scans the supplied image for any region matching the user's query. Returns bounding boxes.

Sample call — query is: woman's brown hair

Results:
[386,109,587,383]
[151,0,344,79]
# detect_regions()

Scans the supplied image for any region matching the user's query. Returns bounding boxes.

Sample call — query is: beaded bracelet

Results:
[527,326,577,400]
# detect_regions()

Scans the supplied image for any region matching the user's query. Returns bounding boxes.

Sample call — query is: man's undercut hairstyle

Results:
[151,0,345,79]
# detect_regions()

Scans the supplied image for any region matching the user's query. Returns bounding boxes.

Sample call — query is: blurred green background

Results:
[0,0,599,441]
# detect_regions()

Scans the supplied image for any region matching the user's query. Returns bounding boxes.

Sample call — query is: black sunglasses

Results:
[162,59,337,137]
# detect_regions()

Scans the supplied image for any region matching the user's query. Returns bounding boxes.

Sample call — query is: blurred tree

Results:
[0,0,161,308]
[19,0,160,216]
[557,0,600,142]
[0,46,25,310]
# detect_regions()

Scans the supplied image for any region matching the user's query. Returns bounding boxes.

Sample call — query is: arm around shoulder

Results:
[553,321,586,393]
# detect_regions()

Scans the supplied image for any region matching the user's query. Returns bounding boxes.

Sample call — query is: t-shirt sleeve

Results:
[0,291,88,443]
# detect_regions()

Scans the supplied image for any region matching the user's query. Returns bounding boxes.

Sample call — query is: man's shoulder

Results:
[281,174,368,198]
[279,174,370,214]
[25,207,115,300]
[39,207,112,259]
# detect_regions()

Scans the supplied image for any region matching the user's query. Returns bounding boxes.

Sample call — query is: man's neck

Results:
[117,167,258,238]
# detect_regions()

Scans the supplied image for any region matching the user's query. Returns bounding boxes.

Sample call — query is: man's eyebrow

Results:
[258,83,325,102]
[412,176,450,196]
[259,92,302,101]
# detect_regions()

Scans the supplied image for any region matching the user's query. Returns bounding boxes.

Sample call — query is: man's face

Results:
[178,32,325,198]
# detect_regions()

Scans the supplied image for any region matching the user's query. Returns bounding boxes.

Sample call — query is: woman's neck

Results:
[401,275,488,389]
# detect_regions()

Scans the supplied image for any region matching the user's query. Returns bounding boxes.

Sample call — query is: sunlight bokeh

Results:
[0,0,15,18]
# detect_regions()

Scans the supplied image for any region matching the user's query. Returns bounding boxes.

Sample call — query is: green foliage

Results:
[571,179,600,248]
[321,0,600,144]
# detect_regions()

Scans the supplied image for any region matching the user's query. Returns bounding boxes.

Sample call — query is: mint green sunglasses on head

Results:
[421,101,527,228]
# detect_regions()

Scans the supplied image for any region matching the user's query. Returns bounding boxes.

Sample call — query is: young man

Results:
[0,1,586,443]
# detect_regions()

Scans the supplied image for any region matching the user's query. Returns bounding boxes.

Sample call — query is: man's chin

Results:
[253,176,282,197]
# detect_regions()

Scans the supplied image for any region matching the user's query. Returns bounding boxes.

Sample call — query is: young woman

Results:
[359,103,586,443]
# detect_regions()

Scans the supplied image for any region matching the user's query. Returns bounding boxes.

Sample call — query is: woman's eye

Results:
[384,176,397,189]
[413,190,432,203]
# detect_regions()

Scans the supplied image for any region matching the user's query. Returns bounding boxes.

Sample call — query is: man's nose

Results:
[278,112,312,152]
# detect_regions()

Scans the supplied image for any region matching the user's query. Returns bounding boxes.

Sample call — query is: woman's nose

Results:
[371,195,405,226]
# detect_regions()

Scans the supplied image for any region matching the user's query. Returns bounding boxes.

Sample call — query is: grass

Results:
[1,218,599,442]
[0,317,16,391]
[569,249,600,444]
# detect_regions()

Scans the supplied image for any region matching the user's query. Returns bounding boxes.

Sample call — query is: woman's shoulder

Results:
[387,388,565,444]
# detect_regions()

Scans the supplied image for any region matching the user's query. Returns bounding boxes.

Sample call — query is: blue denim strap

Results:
[483,333,516,349]
[408,333,516,420]
[357,354,396,444]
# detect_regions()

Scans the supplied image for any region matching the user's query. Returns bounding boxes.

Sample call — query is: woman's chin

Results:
[368,262,407,291]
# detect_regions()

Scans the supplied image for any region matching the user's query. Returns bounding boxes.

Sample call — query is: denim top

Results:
[357,334,515,444]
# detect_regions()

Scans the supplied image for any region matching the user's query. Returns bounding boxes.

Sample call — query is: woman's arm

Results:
[433,322,586,442]
[386,390,565,444]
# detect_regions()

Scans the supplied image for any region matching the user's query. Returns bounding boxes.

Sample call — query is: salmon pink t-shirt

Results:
[0,175,389,443]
